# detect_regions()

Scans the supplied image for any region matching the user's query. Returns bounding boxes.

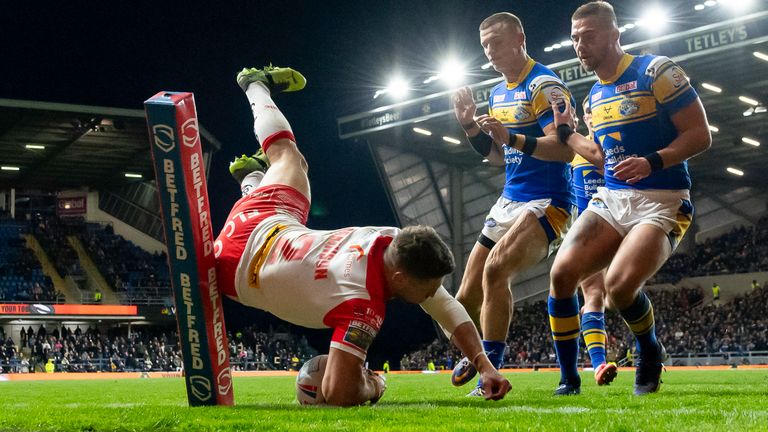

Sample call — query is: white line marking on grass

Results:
[491,407,768,417]
[497,406,591,414]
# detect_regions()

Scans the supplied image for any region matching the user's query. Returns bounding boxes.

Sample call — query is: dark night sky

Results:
[0,0,639,231]
[0,0,667,364]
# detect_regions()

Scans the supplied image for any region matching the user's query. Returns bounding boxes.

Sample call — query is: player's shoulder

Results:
[640,54,677,78]
[527,62,566,92]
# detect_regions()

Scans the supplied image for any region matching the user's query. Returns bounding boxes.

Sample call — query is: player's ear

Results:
[391,271,407,286]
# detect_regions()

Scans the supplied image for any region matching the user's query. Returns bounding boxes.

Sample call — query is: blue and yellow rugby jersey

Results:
[571,153,604,214]
[488,58,574,208]
[588,54,699,191]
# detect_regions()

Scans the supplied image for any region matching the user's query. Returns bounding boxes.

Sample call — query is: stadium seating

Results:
[651,215,768,284]
[402,284,767,370]
[0,324,316,373]
[0,215,57,302]
[78,222,171,304]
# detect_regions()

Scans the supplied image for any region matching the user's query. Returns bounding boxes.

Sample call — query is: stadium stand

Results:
[30,214,84,279]
[0,324,317,373]
[651,215,768,284]
[402,282,768,370]
[77,221,171,305]
[0,212,59,302]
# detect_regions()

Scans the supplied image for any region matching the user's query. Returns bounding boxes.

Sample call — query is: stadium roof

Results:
[0,98,221,191]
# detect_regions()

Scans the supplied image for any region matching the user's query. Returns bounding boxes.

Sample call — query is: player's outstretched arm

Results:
[420,288,510,401]
[450,322,511,401]
[323,348,386,407]
[453,87,506,166]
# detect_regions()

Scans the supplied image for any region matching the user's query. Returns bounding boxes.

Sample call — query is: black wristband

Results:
[521,135,538,156]
[461,120,478,131]
[467,133,493,157]
[556,124,574,144]
[643,151,664,172]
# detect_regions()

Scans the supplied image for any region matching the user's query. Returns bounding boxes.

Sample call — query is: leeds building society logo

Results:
[181,118,200,148]
[189,375,213,402]
[152,124,175,153]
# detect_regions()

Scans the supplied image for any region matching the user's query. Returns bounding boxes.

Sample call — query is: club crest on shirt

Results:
[619,98,640,117]
[484,218,497,228]
[514,107,532,121]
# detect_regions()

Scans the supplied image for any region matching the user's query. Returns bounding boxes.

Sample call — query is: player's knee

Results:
[482,252,516,285]
[581,274,606,304]
[269,140,307,169]
[582,290,605,310]
[455,288,481,313]
[604,271,639,300]
[549,262,579,297]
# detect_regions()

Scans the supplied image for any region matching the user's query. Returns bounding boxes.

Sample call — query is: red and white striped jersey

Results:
[234,215,398,360]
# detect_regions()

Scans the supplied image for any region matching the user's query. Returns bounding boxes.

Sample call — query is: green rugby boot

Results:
[236,65,306,93]
[229,148,270,184]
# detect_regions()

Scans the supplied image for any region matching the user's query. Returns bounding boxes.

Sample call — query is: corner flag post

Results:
[144,92,234,406]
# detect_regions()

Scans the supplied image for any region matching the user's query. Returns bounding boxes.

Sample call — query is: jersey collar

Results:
[599,53,634,84]
[506,58,536,89]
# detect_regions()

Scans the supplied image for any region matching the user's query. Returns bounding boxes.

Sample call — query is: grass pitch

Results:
[1,369,767,431]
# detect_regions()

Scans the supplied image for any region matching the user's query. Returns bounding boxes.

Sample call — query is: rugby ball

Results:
[296,354,328,405]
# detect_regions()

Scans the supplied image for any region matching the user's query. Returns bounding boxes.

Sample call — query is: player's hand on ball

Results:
[480,370,511,401]
[366,368,387,404]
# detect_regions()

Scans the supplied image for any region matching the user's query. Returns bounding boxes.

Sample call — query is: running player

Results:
[214,65,511,406]
[568,96,616,392]
[480,98,616,395]
[547,1,711,395]
[451,12,576,396]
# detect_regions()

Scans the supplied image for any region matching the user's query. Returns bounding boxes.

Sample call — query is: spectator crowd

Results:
[402,283,768,370]
[0,324,316,374]
[651,215,768,284]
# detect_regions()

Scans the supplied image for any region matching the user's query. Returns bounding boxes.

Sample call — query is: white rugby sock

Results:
[245,82,295,152]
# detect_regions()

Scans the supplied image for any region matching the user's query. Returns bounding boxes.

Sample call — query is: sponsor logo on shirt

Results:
[493,94,506,103]
[343,320,377,352]
[484,218,497,228]
[591,91,602,102]
[671,67,686,88]
[615,81,637,93]
[513,91,526,100]
[589,198,608,209]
